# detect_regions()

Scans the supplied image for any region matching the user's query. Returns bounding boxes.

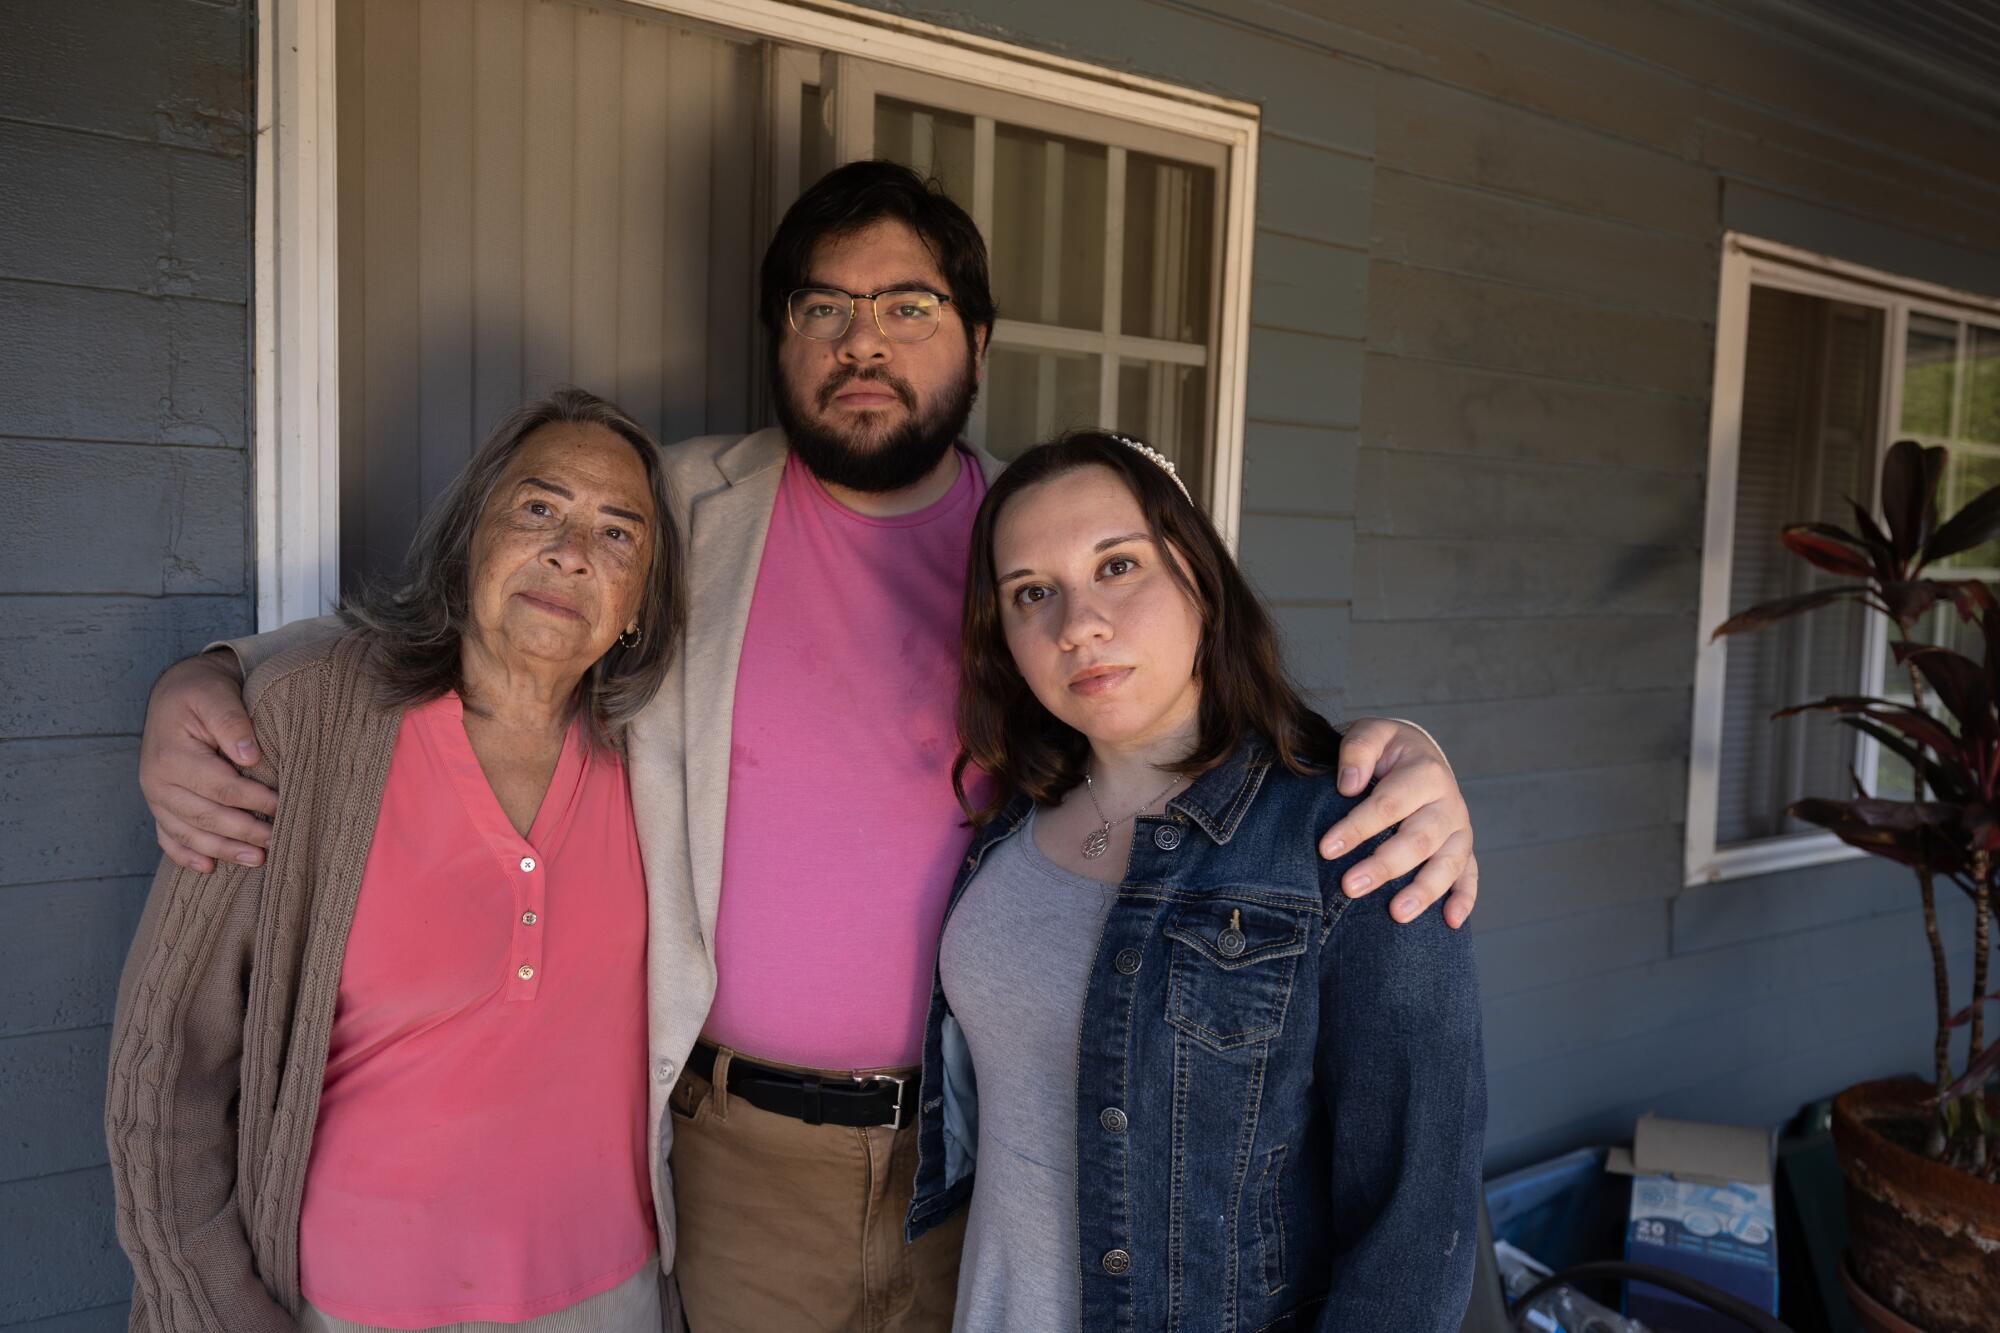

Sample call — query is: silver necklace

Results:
[1081,770,1184,860]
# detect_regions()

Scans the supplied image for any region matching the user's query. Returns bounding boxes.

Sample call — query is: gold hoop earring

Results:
[618,624,642,649]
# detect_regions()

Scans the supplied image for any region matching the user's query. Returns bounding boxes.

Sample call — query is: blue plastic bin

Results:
[1484,1146,1634,1276]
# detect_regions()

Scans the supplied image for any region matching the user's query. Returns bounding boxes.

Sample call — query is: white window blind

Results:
[1713,288,1881,846]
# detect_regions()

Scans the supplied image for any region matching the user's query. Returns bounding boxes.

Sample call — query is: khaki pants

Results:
[668,1046,966,1333]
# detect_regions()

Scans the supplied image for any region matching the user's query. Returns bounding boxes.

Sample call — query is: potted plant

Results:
[1714,440,2000,1333]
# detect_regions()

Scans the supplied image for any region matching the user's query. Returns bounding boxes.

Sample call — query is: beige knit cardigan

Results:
[106,634,401,1333]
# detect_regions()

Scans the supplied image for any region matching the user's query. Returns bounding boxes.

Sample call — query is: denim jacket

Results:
[905,736,1487,1332]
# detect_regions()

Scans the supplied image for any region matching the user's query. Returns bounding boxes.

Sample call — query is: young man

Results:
[137,162,1480,1332]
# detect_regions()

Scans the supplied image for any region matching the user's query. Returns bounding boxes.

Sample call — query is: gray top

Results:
[939,810,1117,1333]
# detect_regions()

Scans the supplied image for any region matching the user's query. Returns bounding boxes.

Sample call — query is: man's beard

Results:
[774,349,979,494]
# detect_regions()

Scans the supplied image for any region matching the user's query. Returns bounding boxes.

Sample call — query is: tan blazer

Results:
[223,427,1010,1277]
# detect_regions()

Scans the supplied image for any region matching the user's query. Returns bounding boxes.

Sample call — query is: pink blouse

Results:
[298,693,654,1328]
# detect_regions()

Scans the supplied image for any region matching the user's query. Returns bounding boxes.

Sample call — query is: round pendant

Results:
[1082,826,1111,860]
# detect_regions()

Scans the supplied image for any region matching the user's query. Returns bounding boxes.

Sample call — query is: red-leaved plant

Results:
[1713,440,1999,1174]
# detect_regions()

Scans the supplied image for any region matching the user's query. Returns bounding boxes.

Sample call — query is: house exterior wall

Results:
[0,0,255,1326]
[868,0,2000,1175]
[3,0,1999,1326]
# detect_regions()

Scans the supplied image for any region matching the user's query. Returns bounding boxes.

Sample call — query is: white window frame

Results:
[254,0,1260,628]
[816,59,1229,473]
[1687,232,2000,885]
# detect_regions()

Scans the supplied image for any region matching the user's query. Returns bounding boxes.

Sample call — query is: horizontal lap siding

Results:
[1342,0,2000,1171]
[0,0,252,1323]
[873,0,2000,1173]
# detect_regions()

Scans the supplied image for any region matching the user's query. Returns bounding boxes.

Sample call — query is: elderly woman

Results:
[106,388,683,1333]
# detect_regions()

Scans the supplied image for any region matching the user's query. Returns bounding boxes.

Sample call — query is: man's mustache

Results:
[816,366,917,411]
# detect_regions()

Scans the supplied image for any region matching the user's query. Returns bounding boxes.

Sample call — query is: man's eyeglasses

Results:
[787,287,955,343]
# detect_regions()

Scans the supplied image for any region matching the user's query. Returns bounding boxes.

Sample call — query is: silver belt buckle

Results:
[853,1071,909,1130]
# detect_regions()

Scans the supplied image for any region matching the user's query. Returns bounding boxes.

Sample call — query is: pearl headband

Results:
[1110,433,1192,502]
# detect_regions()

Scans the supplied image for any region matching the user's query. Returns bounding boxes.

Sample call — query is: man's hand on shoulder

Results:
[139,651,278,873]
[1316,717,1477,929]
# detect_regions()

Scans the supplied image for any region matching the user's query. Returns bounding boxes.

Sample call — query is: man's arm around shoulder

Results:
[140,616,341,873]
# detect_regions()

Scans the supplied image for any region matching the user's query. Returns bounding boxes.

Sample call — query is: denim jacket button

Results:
[1114,949,1143,975]
[1101,1249,1132,1276]
[1153,825,1182,851]
[1217,928,1247,958]
[1099,1106,1128,1133]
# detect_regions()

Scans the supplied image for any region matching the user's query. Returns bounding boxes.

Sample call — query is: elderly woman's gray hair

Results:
[340,386,683,747]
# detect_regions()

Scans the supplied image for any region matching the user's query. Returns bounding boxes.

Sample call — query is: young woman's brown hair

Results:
[953,429,1341,823]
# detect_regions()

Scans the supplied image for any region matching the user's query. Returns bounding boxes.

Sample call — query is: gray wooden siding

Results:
[1349,0,2000,1172]
[877,0,2000,1173]
[0,0,253,1325]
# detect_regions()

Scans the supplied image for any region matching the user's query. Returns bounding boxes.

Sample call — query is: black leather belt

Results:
[688,1042,919,1130]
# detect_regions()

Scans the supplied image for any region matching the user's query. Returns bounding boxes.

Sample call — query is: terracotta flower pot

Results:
[1832,1078,2000,1333]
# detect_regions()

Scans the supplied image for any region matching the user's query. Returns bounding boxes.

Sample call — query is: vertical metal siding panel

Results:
[471,0,527,438]
[417,0,476,506]
[569,8,622,399]
[617,19,672,440]
[358,0,421,583]
[336,0,369,594]
[522,0,576,397]
[660,33,713,444]
[706,40,757,436]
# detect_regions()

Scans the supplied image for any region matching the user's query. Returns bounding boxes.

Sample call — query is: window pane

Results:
[1717,289,1883,845]
[984,346,1100,459]
[874,98,976,202]
[1966,324,2000,446]
[991,125,1106,330]
[1938,446,2000,571]
[1873,599,1983,796]
[1117,360,1207,504]
[1122,152,1214,343]
[1902,313,1959,438]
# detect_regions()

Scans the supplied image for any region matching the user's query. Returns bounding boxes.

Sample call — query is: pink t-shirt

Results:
[703,448,993,1071]
[298,693,654,1328]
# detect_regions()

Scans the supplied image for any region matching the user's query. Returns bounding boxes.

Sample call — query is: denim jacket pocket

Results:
[1162,899,1310,1051]
[1256,1143,1289,1296]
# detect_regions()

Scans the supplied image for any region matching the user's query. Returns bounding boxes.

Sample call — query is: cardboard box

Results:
[1606,1115,1780,1333]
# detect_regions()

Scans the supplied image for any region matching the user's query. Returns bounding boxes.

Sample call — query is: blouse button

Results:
[1114,949,1143,975]
[521,910,538,926]
[1101,1249,1132,1276]
[1153,825,1182,851]
[517,964,535,981]
[519,856,537,873]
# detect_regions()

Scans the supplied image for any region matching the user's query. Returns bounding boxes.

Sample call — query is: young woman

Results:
[904,431,1486,1332]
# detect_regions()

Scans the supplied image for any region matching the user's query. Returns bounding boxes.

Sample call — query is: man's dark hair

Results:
[759,160,997,350]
